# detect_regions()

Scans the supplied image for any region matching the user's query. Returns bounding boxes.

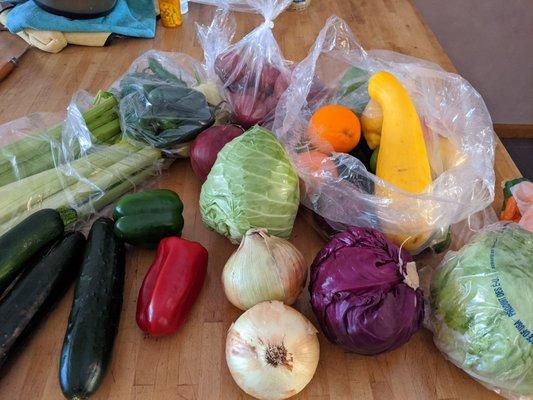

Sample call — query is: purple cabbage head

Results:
[309,226,424,355]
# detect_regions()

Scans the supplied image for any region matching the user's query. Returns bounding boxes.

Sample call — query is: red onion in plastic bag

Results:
[196,0,293,128]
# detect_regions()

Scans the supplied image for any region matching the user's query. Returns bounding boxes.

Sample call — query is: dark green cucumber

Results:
[349,137,373,171]
[0,232,85,369]
[59,218,125,400]
[0,209,64,294]
[503,177,528,200]
[369,146,379,174]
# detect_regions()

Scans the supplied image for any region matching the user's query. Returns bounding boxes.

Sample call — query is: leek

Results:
[72,167,157,224]
[0,141,144,225]
[0,93,120,186]
[0,145,161,235]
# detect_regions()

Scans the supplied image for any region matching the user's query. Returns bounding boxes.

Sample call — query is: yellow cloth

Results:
[0,8,111,53]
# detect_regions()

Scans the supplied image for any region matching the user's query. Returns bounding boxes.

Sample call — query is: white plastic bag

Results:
[194,0,293,128]
[274,16,496,253]
[511,180,533,232]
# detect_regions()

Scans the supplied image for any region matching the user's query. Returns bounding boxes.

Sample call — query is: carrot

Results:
[500,196,521,221]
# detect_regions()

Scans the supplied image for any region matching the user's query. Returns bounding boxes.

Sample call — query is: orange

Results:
[307,104,361,153]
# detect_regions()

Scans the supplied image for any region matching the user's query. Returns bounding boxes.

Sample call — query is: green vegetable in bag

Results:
[118,58,215,149]
[335,66,370,114]
[430,223,533,397]
[120,85,214,149]
[199,126,300,243]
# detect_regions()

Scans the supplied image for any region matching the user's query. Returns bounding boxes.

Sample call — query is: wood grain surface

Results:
[0,1,522,399]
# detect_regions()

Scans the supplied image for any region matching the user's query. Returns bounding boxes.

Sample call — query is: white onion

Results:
[226,301,320,400]
[222,228,307,310]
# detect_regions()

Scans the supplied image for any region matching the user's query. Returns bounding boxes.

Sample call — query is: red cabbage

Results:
[309,226,423,355]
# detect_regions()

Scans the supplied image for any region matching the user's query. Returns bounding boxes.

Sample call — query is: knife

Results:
[0,1,28,82]
[0,45,29,82]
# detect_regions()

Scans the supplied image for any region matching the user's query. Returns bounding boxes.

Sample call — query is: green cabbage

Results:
[430,223,533,397]
[199,126,299,242]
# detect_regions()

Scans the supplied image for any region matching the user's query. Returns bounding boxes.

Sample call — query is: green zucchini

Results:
[59,218,125,400]
[0,209,64,294]
[0,232,85,369]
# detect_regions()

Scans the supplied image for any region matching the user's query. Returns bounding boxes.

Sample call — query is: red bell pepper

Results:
[136,236,208,336]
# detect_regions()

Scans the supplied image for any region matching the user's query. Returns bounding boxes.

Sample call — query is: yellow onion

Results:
[222,228,307,310]
[226,301,320,400]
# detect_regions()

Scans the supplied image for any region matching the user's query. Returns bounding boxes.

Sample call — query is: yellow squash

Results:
[368,71,433,251]
[360,99,382,150]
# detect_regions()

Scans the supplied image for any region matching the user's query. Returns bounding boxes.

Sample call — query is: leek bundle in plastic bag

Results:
[0,91,162,236]
[273,16,496,254]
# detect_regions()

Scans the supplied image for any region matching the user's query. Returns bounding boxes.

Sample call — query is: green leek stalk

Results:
[0,141,144,226]
[0,145,161,235]
[0,93,120,186]
[0,118,122,187]
[69,167,157,224]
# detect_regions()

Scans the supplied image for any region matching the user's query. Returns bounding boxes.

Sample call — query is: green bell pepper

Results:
[113,189,184,248]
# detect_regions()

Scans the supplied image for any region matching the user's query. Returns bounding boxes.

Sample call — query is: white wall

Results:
[412,0,533,124]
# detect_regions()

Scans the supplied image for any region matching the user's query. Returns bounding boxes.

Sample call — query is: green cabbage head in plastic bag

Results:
[200,125,300,243]
[430,223,533,398]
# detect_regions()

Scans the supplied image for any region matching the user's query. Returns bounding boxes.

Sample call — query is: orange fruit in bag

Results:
[307,104,361,153]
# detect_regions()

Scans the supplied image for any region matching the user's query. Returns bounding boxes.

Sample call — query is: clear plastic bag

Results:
[110,50,217,153]
[0,90,163,236]
[194,0,293,128]
[429,222,533,399]
[273,16,496,253]
[195,7,236,83]
[0,42,231,236]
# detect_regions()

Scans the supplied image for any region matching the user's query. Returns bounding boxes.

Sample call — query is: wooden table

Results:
[0,2,523,399]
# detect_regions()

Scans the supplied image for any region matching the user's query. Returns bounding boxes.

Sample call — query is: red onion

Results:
[190,125,244,182]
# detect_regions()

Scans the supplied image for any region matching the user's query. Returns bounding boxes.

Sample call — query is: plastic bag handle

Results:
[195,8,236,78]
[276,16,367,137]
[190,0,292,21]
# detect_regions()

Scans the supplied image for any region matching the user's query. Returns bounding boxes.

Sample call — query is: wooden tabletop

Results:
[0,1,523,399]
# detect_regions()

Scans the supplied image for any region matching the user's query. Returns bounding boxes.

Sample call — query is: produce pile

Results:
[0,3,531,400]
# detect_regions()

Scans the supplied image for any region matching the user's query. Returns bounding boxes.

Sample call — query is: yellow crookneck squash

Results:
[368,71,433,251]
[361,100,383,150]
